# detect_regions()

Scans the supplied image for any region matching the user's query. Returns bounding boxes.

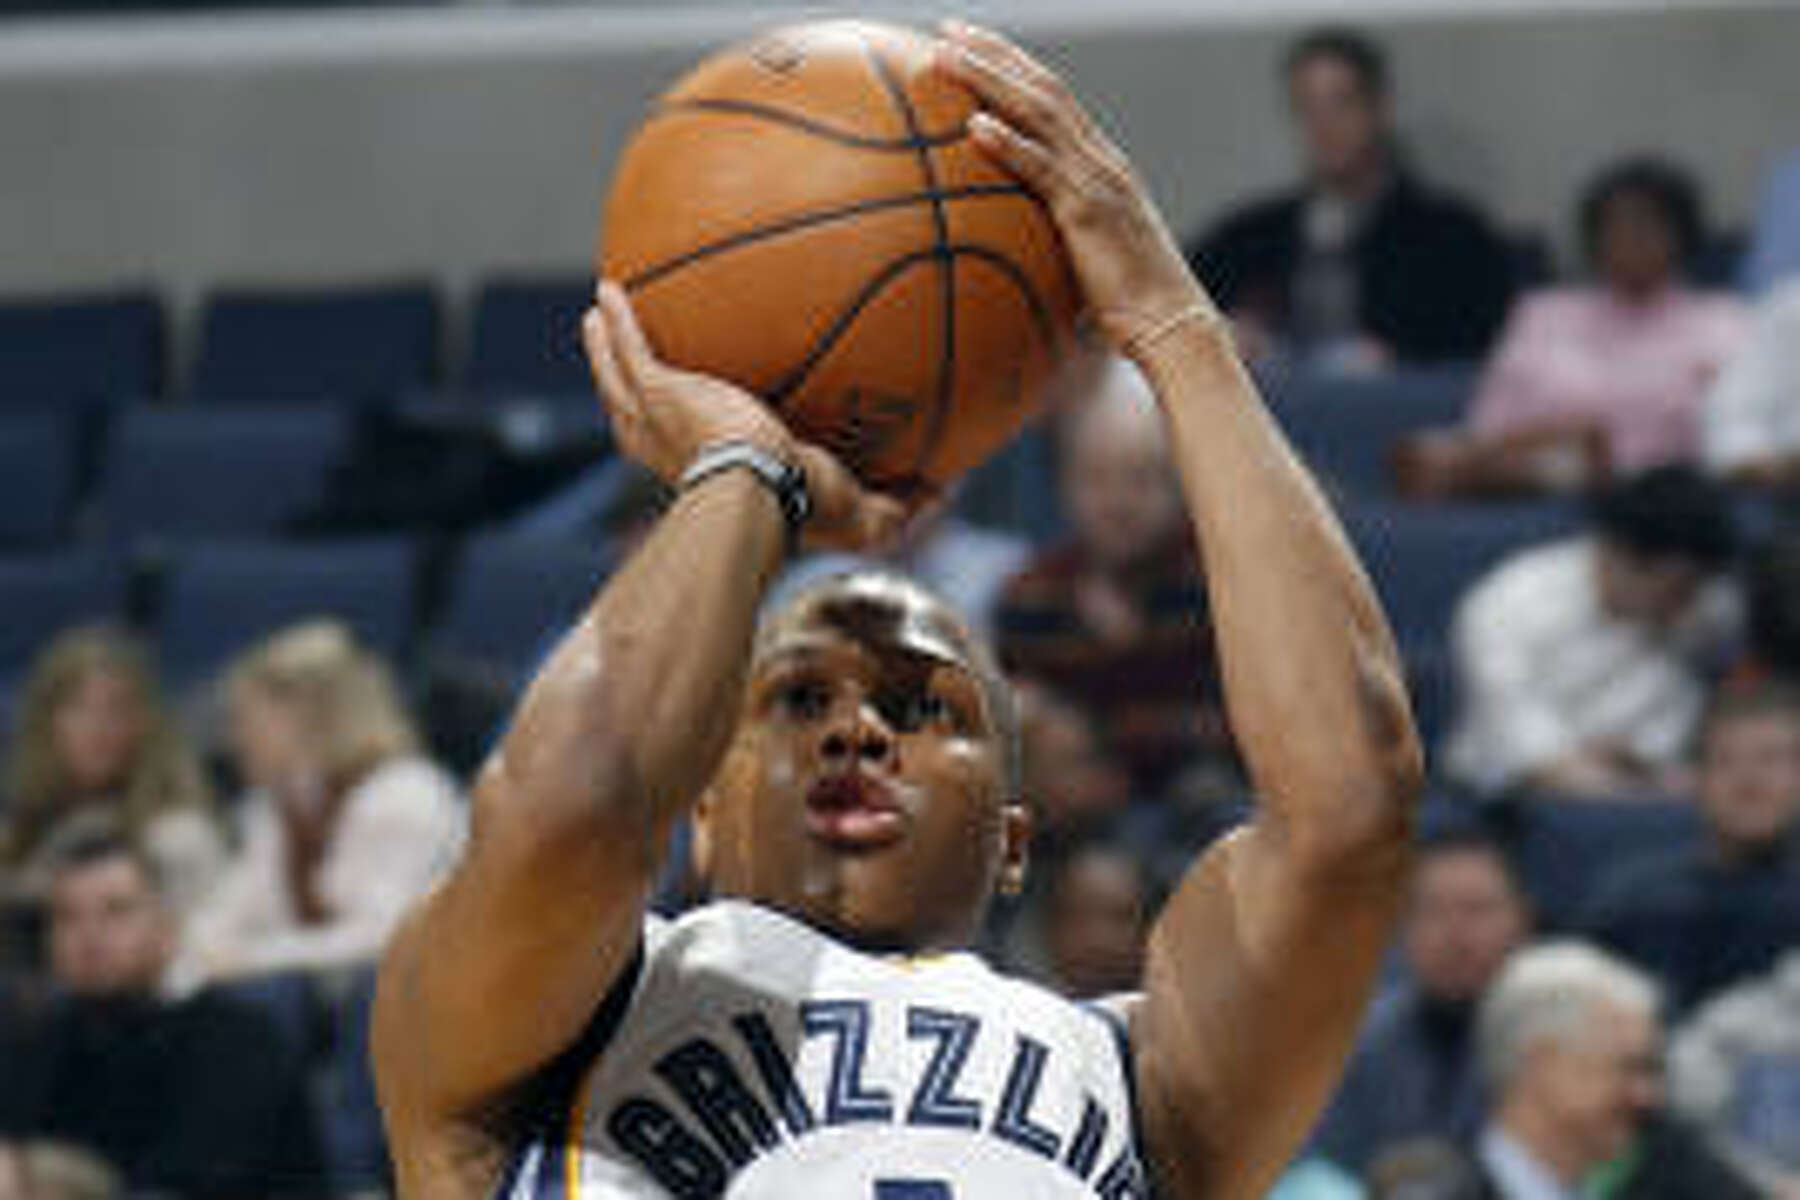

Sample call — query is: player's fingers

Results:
[967,112,1061,198]
[935,32,1071,150]
[944,20,1081,113]
[938,22,1089,145]
[595,280,659,398]
[583,306,649,445]
[582,307,628,408]
[793,444,906,549]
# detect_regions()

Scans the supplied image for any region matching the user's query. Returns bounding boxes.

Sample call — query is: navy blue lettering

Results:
[800,999,893,1124]
[654,1038,778,1169]
[606,1096,727,1199]
[731,1011,816,1135]
[904,1007,982,1130]
[1095,1148,1148,1200]
[874,1182,953,1199]
[991,1034,1061,1159]
[1063,1094,1109,1180]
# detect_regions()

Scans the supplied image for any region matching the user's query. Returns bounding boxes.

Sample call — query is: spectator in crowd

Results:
[1705,278,1800,489]
[173,620,463,990]
[1742,534,1800,682]
[1015,683,1132,841]
[0,1141,119,1200]
[1394,942,1756,1199]
[1399,159,1749,500]
[1042,836,1151,1000]
[995,358,1234,797]
[1582,681,1800,1014]
[1444,467,1738,799]
[0,627,222,917]
[982,686,1131,978]
[1741,150,1800,295]
[1314,829,1533,1173]
[0,826,320,1197]
[1669,948,1800,1197]
[1185,27,1513,368]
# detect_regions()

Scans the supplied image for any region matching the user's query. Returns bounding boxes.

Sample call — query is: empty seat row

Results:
[0,277,594,411]
[0,532,614,696]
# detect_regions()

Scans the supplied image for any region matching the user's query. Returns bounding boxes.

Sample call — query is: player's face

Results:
[698,584,1026,954]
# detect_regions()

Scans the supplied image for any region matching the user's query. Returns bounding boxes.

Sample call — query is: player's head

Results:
[1283,27,1392,187]
[693,570,1027,953]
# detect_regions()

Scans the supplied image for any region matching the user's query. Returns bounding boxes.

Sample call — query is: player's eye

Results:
[777,679,832,720]
[886,688,950,733]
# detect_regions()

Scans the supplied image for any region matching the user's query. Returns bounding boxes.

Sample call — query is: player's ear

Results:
[690,789,716,885]
[997,798,1031,897]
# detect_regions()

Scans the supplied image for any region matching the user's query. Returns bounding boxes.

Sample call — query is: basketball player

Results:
[374,23,1422,1199]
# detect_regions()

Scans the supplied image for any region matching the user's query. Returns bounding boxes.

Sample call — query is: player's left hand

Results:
[935,21,1216,362]
[584,282,906,551]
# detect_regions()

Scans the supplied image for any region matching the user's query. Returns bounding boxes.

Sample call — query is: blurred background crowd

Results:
[5,2,1800,1198]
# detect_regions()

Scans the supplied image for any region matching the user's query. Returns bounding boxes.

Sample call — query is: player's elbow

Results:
[1286,661,1424,880]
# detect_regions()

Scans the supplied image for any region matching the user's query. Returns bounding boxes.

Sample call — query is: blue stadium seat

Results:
[1513,797,1702,930]
[1266,365,1479,498]
[0,551,132,681]
[96,408,350,545]
[431,531,612,682]
[1342,499,1581,655]
[157,539,417,688]
[0,291,163,409]
[465,276,593,401]
[0,413,78,547]
[190,284,439,405]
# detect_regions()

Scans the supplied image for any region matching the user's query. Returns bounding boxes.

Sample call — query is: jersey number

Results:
[874,1182,952,1200]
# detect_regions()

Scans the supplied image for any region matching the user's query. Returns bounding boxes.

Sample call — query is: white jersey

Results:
[495,900,1150,1199]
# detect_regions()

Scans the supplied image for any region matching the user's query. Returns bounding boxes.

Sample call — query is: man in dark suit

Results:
[1363,942,1756,1200]
[1186,27,1515,368]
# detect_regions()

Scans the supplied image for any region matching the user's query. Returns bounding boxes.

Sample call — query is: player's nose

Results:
[818,695,895,768]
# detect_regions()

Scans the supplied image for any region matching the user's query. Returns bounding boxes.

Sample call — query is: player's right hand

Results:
[583,281,906,550]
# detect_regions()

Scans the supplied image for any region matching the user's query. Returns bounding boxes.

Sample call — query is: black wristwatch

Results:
[677,441,812,546]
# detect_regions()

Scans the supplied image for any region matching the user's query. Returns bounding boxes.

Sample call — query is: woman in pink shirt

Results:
[1401,159,1749,498]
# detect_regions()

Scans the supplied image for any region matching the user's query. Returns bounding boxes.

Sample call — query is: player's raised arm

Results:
[373,288,901,1152]
[941,23,1424,1198]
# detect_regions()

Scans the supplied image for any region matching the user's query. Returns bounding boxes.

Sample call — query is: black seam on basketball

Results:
[764,247,944,406]
[762,243,1056,416]
[620,184,1028,292]
[864,47,958,487]
[949,244,1059,350]
[652,98,966,151]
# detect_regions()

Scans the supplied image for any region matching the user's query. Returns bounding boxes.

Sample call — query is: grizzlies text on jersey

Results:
[496,901,1150,1199]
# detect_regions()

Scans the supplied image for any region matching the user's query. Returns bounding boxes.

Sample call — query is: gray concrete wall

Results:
[4,0,1796,328]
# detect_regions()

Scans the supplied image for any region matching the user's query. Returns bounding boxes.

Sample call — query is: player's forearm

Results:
[492,473,784,855]
[1138,323,1422,868]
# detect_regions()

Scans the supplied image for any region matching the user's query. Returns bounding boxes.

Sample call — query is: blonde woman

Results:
[174,620,464,990]
[1,627,223,916]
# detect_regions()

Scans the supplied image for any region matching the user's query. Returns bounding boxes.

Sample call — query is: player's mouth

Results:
[804,772,907,850]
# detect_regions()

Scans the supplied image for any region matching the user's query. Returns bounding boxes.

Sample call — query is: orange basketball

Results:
[599,20,1079,503]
